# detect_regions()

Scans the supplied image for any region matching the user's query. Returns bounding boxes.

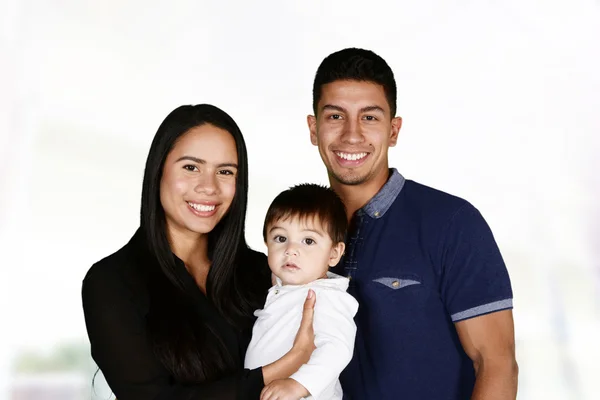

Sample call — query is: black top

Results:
[82,229,271,400]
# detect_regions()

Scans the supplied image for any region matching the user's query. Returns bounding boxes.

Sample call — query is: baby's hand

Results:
[260,378,309,400]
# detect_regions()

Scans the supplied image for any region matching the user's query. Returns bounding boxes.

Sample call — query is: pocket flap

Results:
[372,277,421,290]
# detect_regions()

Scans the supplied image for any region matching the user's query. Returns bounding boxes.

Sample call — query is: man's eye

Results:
[274,236,286,243]
[363,115,377,121]
[329,114,342,120]
[303,238,315,245]
[183,165,198,172]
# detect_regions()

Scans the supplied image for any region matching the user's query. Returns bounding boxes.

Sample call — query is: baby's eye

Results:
[274,235,287,243]
[183,165,198,172]
[303,238,315,245]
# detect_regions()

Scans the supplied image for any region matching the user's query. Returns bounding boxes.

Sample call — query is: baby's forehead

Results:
[269,213,329,232]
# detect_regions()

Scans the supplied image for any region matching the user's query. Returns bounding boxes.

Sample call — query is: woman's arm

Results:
[82,263,262,400]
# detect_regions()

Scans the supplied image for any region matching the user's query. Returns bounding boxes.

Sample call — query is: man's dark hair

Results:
[312,47,397,118]
[263,183,347,244]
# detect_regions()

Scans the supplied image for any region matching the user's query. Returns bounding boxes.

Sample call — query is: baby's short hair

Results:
[263,183,348,243]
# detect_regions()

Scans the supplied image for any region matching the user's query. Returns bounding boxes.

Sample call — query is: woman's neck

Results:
[167,226,211,293]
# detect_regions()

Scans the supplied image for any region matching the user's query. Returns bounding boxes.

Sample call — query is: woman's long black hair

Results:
[140,104,260,383]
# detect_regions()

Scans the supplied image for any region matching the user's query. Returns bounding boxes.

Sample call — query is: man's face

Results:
[308,80,402,186]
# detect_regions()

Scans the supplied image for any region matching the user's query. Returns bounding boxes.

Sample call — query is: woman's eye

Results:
[183,165,198,172]
[218,169,234,176]
[303,238,315,245]
[274,236,286,243]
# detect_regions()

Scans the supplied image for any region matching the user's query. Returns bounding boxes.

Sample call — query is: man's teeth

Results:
[336,152,367,161]
[188,202,216,212]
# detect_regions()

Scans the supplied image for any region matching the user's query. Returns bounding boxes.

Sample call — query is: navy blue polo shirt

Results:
[331,169,513,400]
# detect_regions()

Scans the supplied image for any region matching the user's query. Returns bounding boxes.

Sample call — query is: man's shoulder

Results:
[390,179,470,220]
[404,179,469,207]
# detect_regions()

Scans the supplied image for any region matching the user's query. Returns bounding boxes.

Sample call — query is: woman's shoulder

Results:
[238,247,271,291]
[84,233,135,279]
[240,248,269,275]
[82,229,150,304]
[243,248,268,264]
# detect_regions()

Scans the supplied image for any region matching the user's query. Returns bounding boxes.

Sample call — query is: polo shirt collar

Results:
[361,168,405,219]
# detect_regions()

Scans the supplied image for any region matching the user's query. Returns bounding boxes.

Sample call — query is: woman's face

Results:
[160,123,238,239]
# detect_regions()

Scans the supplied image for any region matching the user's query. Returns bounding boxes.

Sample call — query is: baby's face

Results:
[265,215,343,286]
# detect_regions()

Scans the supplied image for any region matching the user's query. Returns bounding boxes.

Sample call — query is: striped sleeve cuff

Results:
[451,298,513,322]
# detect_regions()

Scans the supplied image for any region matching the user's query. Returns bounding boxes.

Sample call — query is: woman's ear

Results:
[329,242,346,267]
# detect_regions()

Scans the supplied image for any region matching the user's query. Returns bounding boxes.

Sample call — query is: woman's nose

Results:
[194,173,218,195]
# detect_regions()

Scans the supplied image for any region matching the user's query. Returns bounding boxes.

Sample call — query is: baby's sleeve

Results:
[289,289,358,399]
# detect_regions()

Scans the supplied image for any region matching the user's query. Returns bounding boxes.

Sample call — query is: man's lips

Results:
[333,151,370,167]
[334,151,369,161]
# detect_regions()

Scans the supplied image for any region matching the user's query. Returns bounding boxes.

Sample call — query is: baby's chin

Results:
[276,272,328,286]
[285,280,311,286]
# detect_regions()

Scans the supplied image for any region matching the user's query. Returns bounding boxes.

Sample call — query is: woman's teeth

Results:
[188,202,216,212]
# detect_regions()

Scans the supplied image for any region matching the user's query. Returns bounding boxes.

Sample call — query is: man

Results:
[307,48,518,399]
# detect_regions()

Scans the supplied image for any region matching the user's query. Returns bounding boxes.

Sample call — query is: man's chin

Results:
[330,170,368,186]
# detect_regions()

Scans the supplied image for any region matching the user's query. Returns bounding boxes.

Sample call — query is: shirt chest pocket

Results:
[362,272,432,314]
[372,276,421,290]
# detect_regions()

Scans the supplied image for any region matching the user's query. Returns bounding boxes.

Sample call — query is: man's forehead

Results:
[319,80,389,111]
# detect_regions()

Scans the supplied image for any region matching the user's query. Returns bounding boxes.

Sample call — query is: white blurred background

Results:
[1,0,598,399]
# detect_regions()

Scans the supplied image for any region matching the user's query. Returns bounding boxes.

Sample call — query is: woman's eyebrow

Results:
[176,156,237,168]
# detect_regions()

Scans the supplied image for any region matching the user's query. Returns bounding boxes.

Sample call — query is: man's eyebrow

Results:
[321,104,347,113]
[360,105,385,114]
[321,104,385,114]
[175,156,237,168]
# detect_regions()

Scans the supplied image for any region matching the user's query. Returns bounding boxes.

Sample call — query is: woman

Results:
[82,104,315,400]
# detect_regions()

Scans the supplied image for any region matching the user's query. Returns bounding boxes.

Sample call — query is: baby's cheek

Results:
[266,250,280,266]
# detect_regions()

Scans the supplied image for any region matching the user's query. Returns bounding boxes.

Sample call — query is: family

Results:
[82,48,518,400]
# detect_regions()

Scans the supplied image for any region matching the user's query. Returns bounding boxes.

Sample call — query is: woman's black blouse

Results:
[82,229,271,400]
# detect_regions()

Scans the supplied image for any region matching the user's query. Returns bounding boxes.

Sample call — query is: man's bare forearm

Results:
[471,357,518,400]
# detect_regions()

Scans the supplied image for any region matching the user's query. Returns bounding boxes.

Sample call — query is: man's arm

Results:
[455,310,518,400]
[437,202,517,398]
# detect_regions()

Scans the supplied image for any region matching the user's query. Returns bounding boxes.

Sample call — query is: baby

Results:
[245,183,358,400]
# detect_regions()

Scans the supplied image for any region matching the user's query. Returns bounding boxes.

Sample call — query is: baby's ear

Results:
[329,242,346,267]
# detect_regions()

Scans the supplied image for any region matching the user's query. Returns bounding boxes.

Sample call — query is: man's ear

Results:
[308,114,318,146]
[389,116,402,147]
[329,242,346,267]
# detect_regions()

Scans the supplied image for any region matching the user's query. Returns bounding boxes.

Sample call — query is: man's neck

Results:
[330,169,390,221]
